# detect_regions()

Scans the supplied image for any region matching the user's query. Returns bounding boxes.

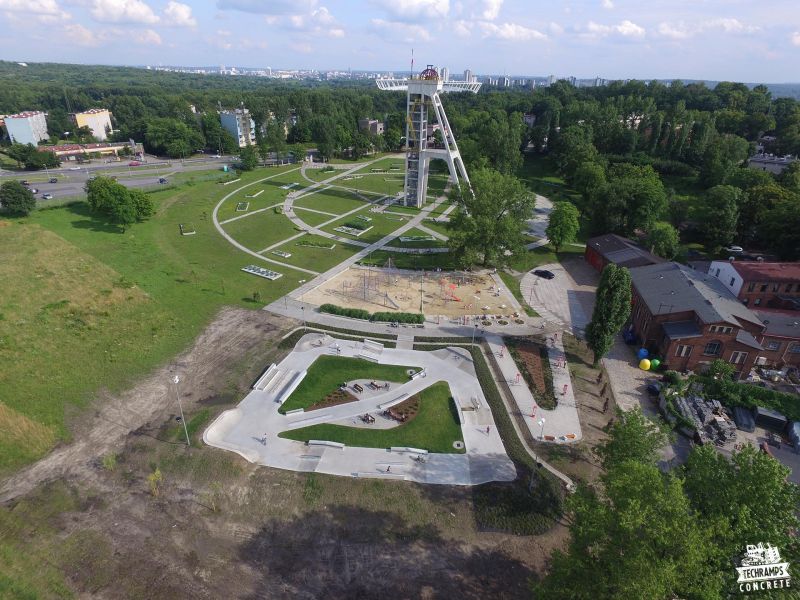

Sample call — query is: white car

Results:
[725,245,744,253]
[42,193,53,200]
[69,166,81,171]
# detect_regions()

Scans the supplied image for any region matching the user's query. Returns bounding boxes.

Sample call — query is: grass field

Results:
[508,243,585,273]
[291,207,338,227]
[334,175,404,197]
[303,166,340,182]
[498,270,538,317]
[271,235,360,272]
[321,209,406,245]
[215,168,304,222]
[293,187,368,214]
[389,227,448,249]
[279,355,416,414]
[222,208,300,252]
[360,249,460,271]
[353,158,404,174]
[280,381,464,453]
[0,165,311,476]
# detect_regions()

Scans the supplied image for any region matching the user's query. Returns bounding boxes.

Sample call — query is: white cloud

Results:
[453,19,472,37]
[792,31,800,47]
[216,0,316,14]
[163,1,195,27]
[134,28,161,44]
[0,0,69,20]
[656,17,760,40]
[370,17,431,42]
[286,6,344,38]
[64,23,100,46]
[479,21,546,41]
[549,21,564,35]
[90,0,159,24]
[601,0,614,8]
[585,19,645,39]
[480,0,502,20]
[376,0,448,22]
[289,41,313,53]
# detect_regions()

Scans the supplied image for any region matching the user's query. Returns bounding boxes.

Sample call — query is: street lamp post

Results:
[538,417,546,440]
[472,323,478,344]
[301,306,305,330]
[173,375,190,446]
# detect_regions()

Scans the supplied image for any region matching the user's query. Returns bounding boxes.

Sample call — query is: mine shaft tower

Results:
[376,65,481,208]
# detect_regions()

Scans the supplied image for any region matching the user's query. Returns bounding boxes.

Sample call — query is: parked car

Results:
[68,166,81,171]
[532,269,556,280]
[49,177,58,183]
[128,161,142,166]
[20,180,30,186]
[158,178,168,184]
[41,193,53,200]
[30,188,38,194]
[724,245,744,253]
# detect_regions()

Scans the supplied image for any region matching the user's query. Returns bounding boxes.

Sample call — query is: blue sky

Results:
[0,0,798,81]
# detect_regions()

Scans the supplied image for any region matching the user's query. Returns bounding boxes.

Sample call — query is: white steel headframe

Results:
[376,76,481,207]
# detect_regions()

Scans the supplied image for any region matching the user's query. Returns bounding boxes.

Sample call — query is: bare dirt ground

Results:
[2,307,571,599]
[303,267,516,317]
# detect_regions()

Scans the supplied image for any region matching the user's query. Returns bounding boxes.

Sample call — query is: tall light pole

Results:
[173,375,190,446]
[472,323,478,344]
[538,417,546,440]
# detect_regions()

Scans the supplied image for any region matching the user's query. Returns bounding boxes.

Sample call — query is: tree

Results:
[447,169,535,267]
[698,185,741,250]
[239,145,259,171]
[145,117,204,158]
[86,176,154,229]
[779,160,800,195]
[759,197,800,259]
[571,162,606,201]
[646,222,679,259]
[0,181,36,216]
[546,201,580,252]
[590,164,666,235]
[586,264,632,365]
[111,197,137,232]
[128,189,154,221]
[24,150,60,171]
[597,407,669,471]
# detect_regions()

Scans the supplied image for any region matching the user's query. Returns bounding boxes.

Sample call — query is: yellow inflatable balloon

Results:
[639,358,651,371]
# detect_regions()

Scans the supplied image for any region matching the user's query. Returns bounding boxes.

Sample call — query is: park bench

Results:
[352,383,364,393]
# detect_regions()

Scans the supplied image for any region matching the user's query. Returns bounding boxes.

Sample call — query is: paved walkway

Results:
[520,259,597,335]
[486,335,583,443]
[203,333,516,485]
[526,194,553,249]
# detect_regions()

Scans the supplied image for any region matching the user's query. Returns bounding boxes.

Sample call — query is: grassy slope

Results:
[279,355,416,414]
[280,381,465,453]
[0,165,306,475]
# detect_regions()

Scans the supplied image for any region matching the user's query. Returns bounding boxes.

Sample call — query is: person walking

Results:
[486,425,491,435]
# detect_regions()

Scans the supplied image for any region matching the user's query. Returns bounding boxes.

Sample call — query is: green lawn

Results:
[271,234,360,272]
[215,167,304,222]
[334,174,405,197]
[222,208,300,252]
[279,355,416,414]
[293,188,368,215]
[388,227,448,249]
[359,249,459,271]
[419,218,452,238]
[0,165,308,476]
[321,209,406,244]
[508,243,585,272]
[280,381,464,453]
[291,207,337,227]
[303,166,341,182]
[353,157,405,174]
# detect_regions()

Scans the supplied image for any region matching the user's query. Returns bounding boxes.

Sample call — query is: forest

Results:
[1,60,799,258]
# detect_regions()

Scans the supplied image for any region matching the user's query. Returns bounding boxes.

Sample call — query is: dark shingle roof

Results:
[587,234,663,269]
[631,262,763,329]
[754,310,800,339]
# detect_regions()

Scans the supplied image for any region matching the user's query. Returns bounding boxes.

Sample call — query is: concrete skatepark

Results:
[204,333,517,485]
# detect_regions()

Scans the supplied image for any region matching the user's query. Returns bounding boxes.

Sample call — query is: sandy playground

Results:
[302,266,516,317]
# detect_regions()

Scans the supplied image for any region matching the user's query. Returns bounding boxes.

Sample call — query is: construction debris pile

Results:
[674,395,738,445]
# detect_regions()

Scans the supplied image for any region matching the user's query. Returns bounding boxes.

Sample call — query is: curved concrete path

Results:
[203,333,516,485]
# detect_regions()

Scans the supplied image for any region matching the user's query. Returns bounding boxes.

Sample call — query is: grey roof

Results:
[662,320,702,339]
[736,329,763,350]
[587,234,663,268]
[631,262,764,329]
[754,310,800,339]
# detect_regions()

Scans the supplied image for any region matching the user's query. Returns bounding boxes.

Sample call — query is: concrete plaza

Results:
[204,333,516,485]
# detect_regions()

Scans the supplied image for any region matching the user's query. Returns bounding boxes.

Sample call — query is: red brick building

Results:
[585,234,663,272]
[630,262,765,378]
[708,260,800,310]
[754,310,800,369]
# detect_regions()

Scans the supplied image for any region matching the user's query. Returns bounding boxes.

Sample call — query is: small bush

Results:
[371,311,424,324]
[343,220,367,231]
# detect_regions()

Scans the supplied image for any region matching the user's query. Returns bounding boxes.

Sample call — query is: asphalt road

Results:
[0,154,236,203]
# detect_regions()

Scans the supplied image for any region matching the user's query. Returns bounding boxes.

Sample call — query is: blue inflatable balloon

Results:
[637,348,649,360]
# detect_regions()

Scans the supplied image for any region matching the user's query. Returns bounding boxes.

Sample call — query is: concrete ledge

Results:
[253,363,278,390]
[308,440,345,449]
[390,447,428,454]
[284,408,305,416]
[378,393,409,410]
[354,472,406,480]
[275,370,306,405]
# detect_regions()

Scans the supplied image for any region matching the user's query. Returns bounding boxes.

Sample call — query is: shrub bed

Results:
[695,375,800,422]
[506,339,557,409]
[319,304,424,324]
[342,220,367,230]
[319,304,370,320]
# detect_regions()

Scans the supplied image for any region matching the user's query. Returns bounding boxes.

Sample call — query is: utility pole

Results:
[173,375,190,446]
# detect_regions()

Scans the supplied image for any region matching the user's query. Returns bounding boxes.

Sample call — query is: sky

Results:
[0,0,798,82]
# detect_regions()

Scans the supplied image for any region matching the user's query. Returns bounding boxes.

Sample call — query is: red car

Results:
[128,161,142,166]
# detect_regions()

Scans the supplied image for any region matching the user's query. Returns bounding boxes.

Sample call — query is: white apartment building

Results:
[5,111,48,145]
[220,108,256,148]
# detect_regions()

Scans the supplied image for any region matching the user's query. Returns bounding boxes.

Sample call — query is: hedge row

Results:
[319,304,424,324]
[696,375,800,422]
[319,304,370,320]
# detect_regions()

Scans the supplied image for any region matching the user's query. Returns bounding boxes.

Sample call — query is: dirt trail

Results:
[0,307,290,504]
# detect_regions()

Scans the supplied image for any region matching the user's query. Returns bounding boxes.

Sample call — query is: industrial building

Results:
[72,108,113,141]
[358,118,384,136]
[4,111,49,145]
[220,108,256,147]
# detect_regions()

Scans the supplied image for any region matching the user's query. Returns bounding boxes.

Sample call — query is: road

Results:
[0,154,242,203]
